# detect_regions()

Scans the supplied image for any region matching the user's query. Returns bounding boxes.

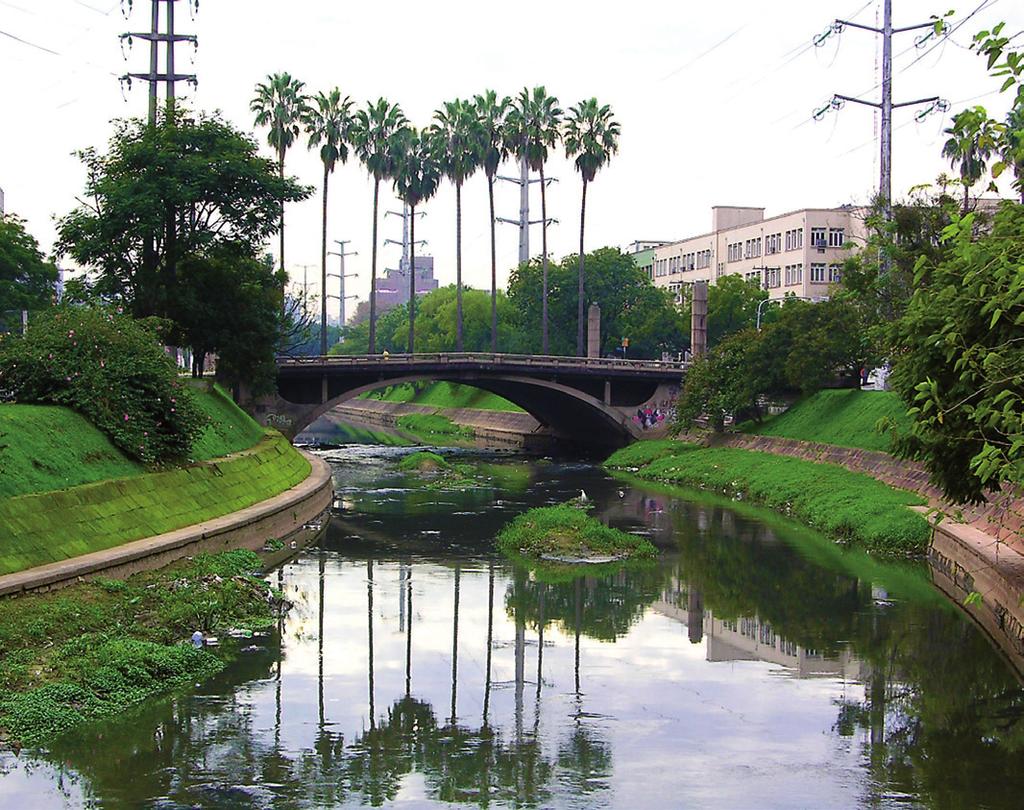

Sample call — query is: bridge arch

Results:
[289,373,643,446]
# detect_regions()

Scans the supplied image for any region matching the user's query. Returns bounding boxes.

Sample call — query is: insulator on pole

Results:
[121,0,133,18]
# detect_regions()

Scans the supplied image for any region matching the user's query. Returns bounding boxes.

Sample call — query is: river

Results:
[4,436,1024,809]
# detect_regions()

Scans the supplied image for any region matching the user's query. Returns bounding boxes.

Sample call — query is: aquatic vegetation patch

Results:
[630,445,929,555]
[398,450,450,472]
[0,549,281,747]
[497,504,657,563]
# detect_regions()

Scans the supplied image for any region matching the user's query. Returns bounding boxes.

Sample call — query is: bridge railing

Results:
[276,351,688,372]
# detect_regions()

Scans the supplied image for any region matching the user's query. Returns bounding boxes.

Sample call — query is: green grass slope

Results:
[0,433,310,575]
[190,384,267,460]
[0,405,143,498]
[746,389,910,452]
[362,382,524,412]
[608,443,929,555]
[0,386,267,499]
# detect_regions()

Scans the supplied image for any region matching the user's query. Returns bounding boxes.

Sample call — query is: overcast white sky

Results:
[2,0,1022,315]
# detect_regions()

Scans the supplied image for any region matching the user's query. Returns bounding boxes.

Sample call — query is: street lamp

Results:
[756,294,825,330]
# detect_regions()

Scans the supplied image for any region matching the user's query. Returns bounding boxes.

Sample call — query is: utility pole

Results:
[813,1,946,218]
[120,0,198,123]
[384,205,426,271]
[497,158,558,266]
[328,240,359,337]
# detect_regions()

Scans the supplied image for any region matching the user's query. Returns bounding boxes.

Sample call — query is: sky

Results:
[2,0,1022,319]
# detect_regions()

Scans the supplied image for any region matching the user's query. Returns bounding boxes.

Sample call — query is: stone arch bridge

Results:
[245,353,687,447]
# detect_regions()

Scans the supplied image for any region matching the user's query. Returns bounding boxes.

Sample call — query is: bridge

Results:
[245,352,687,447]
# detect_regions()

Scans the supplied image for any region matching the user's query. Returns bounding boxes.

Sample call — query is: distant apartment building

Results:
[638,205,867,302]
[624,240,670,280]
[375,256,439,313]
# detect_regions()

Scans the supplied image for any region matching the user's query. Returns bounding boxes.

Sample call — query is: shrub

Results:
[497,504,657,560]
[0,306,206,463]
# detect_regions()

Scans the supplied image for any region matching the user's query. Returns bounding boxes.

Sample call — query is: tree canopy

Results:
[0,215,57,314]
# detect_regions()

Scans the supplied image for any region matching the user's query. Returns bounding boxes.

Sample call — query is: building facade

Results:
[375,256,439,313]
[640,205,867,302]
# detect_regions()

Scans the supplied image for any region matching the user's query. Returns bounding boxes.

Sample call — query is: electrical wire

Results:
[899,0,1000,74]
[0,28,61,55]
[659,25,746,82]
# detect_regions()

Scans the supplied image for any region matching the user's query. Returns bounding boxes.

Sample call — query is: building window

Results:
[765,267,781,289]
[783,263,803,285]
[785,229,803,251]
[810,227,827,248]
[828,228,845,248]
[765,233,782,255]
[829,263,843,282]
[810,263,826,283]
[727,242,743,262]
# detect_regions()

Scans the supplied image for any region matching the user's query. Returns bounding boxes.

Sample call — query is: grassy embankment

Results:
[498,504,657,562]
[362,381,523,412]
[0,549,281,747]
[605,442,930,555]
[744,389,911,452]
[395,412,475,442]
[0,385,310,575]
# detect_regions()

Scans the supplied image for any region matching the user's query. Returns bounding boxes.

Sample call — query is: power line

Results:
[0,28,61,55]
[900,0,999,74]
[659,25,746,82]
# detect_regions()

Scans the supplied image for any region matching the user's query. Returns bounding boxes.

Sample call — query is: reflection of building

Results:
[654,577,864,679]
[375,256,439,313]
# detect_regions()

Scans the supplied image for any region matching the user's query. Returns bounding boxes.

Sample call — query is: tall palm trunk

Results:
[488,176,498,353]
[278,143,286,275]
[408,204,417,353]
[540,162,549,355]
[369,178,380,354]
[455,181,464,352]
[962,181,970,215]
[576,178,588,357]
[320,166,329,357]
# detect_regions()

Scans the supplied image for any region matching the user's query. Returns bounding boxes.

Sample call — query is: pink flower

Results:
[124,414,130,421]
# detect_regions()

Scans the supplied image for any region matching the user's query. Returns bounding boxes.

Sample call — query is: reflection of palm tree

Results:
[483,562,495,727]
[405,568,413,697]
[450,564,461,724]
[318,541,326,729]
[367,559,375,727]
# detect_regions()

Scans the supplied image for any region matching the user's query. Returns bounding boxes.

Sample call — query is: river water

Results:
[4,439,1024,809]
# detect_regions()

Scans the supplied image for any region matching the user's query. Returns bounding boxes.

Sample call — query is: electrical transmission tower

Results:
[813,0,948,216]
[496,156,558,266]
[328,240,359,335]
[120,0,198,124]
[384,204,427,272]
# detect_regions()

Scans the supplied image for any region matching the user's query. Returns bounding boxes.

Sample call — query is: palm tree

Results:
[304,88,354,356]
[474,90,512,353]
[392,128,441,353]
[352,99,409,353]
[251,72,308,276]
[564,99,620,356]
[941,106,996,214]
[507,86,563,354]
[1001,105,1024,204]
[432,99,484,351]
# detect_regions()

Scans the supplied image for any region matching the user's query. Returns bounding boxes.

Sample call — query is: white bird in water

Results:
[579,489,589,503]
[617,489,625,498]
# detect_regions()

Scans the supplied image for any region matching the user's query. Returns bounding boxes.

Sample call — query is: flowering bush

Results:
[0,307,206,464]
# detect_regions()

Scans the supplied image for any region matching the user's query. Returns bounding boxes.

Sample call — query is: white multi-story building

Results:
[642,205,867,302]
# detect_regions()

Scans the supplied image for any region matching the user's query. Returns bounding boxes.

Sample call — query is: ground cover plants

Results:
[606,442,929,555]
[0,549,282,747]
[497,504,657,562]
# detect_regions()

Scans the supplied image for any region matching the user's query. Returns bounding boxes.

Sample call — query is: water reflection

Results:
[5,449,1024,808]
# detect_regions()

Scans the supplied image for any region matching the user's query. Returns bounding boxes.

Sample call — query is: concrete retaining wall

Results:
[0,450,334,597]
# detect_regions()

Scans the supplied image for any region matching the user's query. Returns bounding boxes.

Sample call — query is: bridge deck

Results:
[277,352,687,380]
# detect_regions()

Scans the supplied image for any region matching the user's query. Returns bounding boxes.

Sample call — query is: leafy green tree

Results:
[507,247,686,358]
[251,72,309,274]
[351,98,409,353]
[676,328,769,430]
[473,90,512,352]
[392,128,442,352]
[1000,103,1024,203]
[889,205,1024,504]
[432,98,483,351]
[506,87,562,354]
[55,111,308,318]
[304,88,355,355]
[170,245,287,389]
[335,286,518,355]
[564,98,620,356]
[705,274,767,347]
[941,107,998,213]
[0,215,57,313]
[0,307,205,463]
